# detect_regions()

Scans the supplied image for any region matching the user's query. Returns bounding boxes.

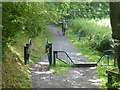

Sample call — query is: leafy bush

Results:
[2,2,59,49]
[65,2,109,20]
[2,2,110,50]
[67,18,113,52]
[66,18,118,88]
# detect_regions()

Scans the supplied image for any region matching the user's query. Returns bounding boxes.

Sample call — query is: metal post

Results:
[26,44,30,62]
[24,44,29,65]
[107,55,109,65]
[48,43,52,66]
[45,40,52,66]
[56,51,58,58]
[53,51,57,65]
[24,46,27,65]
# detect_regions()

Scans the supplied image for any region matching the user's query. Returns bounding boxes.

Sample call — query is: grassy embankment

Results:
[66,18,119,88]
[2,28,51,88]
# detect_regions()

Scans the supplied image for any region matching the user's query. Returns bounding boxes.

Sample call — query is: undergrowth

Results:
[67,18,113,52]
[66,18,118,88]
[2,49,31,88]
[2,28,52,88]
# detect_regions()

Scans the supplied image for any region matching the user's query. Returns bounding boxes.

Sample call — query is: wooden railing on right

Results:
[106,68,120,90]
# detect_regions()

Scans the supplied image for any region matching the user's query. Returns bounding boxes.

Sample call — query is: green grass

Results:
[66,18,118,88]
[2,28,52,88]
[2,49,31,88]
[67,18,113,52]
[12,28,52,67]
[28,29,52,66]
[49,60,72,75]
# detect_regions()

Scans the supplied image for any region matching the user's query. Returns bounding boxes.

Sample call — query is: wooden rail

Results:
[106,68,120,90]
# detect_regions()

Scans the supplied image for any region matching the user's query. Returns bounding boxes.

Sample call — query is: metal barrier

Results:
[97,50,116,66]
[53,51,75,65]
[53,51,97,67]
[45,41,115,67]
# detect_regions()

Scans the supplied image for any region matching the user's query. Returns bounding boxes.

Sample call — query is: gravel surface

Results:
[30,24,101,88]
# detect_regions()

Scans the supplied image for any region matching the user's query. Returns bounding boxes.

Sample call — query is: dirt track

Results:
[30,24,101,88]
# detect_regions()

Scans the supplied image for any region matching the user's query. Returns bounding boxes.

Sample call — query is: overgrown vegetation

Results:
[2,2,52,88]
[2,2,110,52]
[2,27,51,88]
[2,2,119,88]
[67,18,113,52]
[2,2,49,49]
[66,2,109,20]
[2,49,31,88]
[66,18,119,88]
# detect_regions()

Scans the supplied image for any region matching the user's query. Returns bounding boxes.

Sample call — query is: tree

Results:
[109,2,120,71]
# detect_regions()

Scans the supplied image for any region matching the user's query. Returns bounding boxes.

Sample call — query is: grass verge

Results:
[66,18,118,88]
[2,28,52,88]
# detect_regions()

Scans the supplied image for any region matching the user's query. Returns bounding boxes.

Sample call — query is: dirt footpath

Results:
[30,24,101,88]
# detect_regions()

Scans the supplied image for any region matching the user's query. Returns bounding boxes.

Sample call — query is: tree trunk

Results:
[109,2,120,71]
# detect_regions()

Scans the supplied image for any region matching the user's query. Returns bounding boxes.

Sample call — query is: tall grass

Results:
[66,18,117,88]
[67,18,113,52]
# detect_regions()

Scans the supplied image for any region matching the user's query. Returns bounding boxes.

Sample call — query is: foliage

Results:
[2,2,54,49]
[66,2,109,20]
[66,18,119,88]
[2,2,109,49]
[2,49,31,88]
[2,2,111,88]
[111,69,120,88]
[2,2,52,87]
[44,2,109,21]
[2,25,51,88]
[67,18,113,52]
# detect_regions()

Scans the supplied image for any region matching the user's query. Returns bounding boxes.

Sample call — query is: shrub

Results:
[67,18,113,52]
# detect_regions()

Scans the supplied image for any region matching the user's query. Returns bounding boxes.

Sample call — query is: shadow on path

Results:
[30,24,101,88]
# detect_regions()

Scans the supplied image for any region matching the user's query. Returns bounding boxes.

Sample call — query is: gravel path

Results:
[30,24,101,88]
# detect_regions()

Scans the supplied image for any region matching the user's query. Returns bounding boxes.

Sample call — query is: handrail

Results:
[57,57,68,65]
[97,50,114,65]
[54,50,115,66]
[53,51,75,65]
